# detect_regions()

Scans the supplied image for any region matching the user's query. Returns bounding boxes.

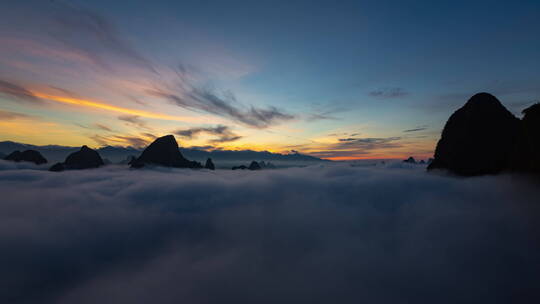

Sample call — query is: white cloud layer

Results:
[0,161,539,303]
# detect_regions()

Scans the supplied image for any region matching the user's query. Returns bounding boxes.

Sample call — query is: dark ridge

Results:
[131,135,202,169]
[428,93,520,176]
[4,150,47,165]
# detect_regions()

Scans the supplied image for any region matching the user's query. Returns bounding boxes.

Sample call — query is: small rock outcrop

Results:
[428,93,520,176]
[204,158,215,170]
[130,135,202,169]
[248,161,261,170]
[403,157,416,164]
[4,150,48,165]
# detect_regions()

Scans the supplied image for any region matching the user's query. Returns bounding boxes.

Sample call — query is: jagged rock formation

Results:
[248,161,261,170]
[204,158,215,170]
[403,157,416,164]
[130,135,202,169]
[49,145,105,171]
[428,93,520,176]
[4,150,47,165]
[509,103,540,174]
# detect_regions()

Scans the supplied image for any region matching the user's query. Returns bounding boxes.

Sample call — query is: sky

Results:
[0,0,539,160]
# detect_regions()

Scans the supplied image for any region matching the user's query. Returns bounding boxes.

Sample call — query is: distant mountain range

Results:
[0,141,328,165]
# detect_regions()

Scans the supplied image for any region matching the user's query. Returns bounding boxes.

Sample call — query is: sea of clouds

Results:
[1,161,539,303]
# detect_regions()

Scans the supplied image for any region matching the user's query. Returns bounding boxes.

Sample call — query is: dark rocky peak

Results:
[131,135,202,169]
[462,92,506,109]
[403,157,416,164]
[4,150,48,165]
[204,158,215,170]
[248,161,261,170]
[428,93,520,176]
[64,145,105,170]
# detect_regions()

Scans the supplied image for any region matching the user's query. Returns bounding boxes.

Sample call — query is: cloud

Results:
[403,125,428,133]
[335,137,402,150]
[174,125,242,143]
[308,137,403,159]
[305,112,339,122]
[305,103,346,122]
[0,110,33,120]
[90,133,152,148]
[0,164,538,303]
[46,1,156,73]
[113,135,150,148]
[149,87,294,128]
[369,87,409,99]
[93,123,113,132]
[0,80,40,103]
[118,115,148,129]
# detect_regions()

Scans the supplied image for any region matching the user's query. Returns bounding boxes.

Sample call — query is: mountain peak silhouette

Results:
[49,145,105,171]
[204,158,215,170]
[4,150,48,165]
[131,135,202,169]
[428,93,520,176]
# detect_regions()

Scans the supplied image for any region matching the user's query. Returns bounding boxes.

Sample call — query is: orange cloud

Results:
[31,92,205,123]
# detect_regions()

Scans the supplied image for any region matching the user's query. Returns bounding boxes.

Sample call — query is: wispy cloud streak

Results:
[175,125,242,143]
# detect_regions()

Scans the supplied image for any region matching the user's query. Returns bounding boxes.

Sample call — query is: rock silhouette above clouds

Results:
[204,158,215,170]
[130,135,202,169]
[49,145,105,171]
[4,150,47,165]
[428,93,520,176]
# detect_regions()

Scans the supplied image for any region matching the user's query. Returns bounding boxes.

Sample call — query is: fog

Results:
[1,161,539,303]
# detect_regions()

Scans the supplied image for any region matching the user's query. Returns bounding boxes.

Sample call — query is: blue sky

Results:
[0,0,539,159]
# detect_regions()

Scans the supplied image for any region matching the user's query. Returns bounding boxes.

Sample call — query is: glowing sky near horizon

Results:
[1,0,539,159]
